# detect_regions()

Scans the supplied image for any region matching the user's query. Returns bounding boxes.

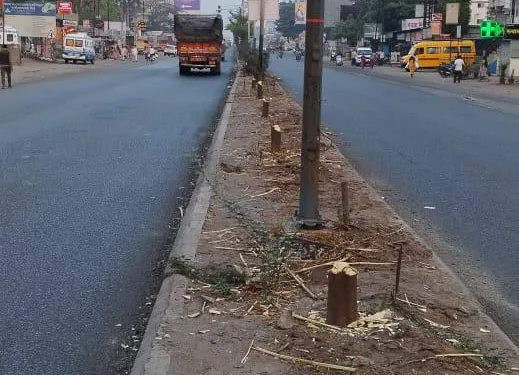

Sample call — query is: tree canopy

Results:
[226,8,248,45]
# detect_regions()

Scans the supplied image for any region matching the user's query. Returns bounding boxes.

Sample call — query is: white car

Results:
[352,47,373,66]
[164,44,177,57]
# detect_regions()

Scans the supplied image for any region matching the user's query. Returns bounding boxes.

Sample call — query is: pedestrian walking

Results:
[453,55,464,84]
[406,55,418,78]
[360,54,366,69]
[132,46,138,62]
[0,44,12,89]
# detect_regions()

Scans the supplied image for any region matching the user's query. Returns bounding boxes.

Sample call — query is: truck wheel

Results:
[221,56,225,61]
[91,59,95,65]
[179,66,188,75]
[65,59,69,64]
[73,60,77,64]
[211,67,221,75]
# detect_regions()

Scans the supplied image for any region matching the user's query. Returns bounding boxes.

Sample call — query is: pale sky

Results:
[201,0,242,21]
[200,0,242,38]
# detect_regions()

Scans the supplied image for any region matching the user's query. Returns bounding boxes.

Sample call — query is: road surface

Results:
[270,56,519,344]
[0,58,233,374]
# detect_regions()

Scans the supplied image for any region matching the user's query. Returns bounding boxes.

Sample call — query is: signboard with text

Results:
[4,1,56,37]
[401,18,424,31]
[57,1,73,15]
[505,24,519,39]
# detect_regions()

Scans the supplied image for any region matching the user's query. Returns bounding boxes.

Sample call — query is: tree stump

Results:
[341,181,349,225]
[327,262,358,327]
[257,81,263,99]
[271,125,281,153]
[262,99,270,117]
[252,78,257,88]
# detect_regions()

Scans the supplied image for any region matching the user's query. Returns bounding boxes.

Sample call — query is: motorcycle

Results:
[336,54,344,66]
[438,62,453,77]
[295,51,302,61]
[278,50,284,59]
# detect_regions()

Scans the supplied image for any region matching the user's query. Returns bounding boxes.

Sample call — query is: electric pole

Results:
[299,0,325,227]
[258,0,265,80]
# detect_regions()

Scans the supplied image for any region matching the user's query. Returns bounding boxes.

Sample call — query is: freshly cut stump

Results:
[271,125,281,153]
[327,262,358,327]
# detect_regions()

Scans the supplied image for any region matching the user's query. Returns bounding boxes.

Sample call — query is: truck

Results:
[136,39,147,55]
[174,14,223,75]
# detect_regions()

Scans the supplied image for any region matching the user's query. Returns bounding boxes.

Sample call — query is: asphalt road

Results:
[269,56,519,343]
[0,58,233,374]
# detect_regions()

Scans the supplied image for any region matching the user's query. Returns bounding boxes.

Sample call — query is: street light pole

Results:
[298,0,325,227]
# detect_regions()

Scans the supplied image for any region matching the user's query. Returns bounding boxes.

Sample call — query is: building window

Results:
[6,34,13,42]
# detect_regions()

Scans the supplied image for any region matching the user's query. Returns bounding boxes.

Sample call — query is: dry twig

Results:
[292,313,348,333]
[285,267,317,299]
[252,346,356,372]
[240,339,255,365]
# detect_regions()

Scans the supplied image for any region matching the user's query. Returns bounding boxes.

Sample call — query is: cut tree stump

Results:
[262,99,270,117]
[271,125,282,153]
[341,181,349,225]
[257,81,263,99]
[327,262,358,327]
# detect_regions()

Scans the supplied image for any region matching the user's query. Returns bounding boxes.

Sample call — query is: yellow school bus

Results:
[401,40,477,69]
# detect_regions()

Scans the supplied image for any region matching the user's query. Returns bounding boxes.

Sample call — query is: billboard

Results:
[445,3,460,25]
[175,0,200,14]
[4,1,56,37]
[248,0,279,21]
[57,1,73,15]
[294,0,306,25]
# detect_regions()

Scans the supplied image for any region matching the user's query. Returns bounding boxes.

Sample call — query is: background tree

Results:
[329,17,364,45]
[275,1,305,40]
[147,0,177,31]
[226,8,249,57]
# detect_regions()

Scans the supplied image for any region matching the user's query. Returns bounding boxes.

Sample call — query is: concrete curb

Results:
[129,68,239,375]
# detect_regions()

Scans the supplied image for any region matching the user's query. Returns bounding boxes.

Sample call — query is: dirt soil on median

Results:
[166,70,519,374]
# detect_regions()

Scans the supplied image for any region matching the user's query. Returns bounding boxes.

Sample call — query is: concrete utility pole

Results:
[258,0,265,80]
[298,0,325,227]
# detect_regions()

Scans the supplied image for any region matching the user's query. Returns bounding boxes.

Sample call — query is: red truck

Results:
[174,14,223,75]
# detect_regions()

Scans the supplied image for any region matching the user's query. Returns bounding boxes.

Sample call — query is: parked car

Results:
[164,44,177,57]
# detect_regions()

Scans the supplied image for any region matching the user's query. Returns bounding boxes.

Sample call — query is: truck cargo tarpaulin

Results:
[174,14,223,43]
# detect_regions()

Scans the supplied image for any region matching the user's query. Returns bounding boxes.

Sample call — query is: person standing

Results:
[453,55,464,84]
[0,44,12,89]
[131,45,138,62]
[407,55,418,78]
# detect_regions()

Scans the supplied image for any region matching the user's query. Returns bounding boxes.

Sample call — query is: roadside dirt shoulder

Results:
[164,70,519,374]
[11,58,134,85]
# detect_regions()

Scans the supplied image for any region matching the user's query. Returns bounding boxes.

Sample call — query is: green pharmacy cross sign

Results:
[480,20,504,39]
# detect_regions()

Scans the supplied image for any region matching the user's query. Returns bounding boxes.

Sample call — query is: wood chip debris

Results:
[252,346,356,372]
[188,312,201,318]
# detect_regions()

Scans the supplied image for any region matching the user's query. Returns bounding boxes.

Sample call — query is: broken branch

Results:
[285,267,317,299]
[240,339,255,365]
[252,346,357,372]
